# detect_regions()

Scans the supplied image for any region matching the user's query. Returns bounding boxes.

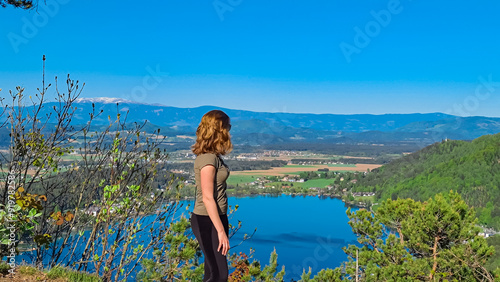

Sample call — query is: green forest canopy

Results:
[354,133,500,229]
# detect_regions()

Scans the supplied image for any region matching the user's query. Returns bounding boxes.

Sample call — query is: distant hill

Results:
[396,116,500,140]
[1,97,500,147]
[354,133,500,229]
[25,98,454,130]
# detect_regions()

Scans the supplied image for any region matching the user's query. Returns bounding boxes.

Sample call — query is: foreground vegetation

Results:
[0,263,101,281]
[0,65,204,281]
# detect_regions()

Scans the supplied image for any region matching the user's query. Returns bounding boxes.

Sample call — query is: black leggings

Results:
[190,213,229,282]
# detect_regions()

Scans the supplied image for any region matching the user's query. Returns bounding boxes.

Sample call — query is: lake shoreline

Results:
[184,191,370,210]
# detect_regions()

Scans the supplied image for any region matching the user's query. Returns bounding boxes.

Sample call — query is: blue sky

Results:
[1,0,500,116]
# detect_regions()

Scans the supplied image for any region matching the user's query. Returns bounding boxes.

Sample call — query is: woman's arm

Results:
[200,164,230,255]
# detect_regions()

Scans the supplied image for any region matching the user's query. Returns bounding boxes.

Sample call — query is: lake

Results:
[222,195,359,281]
[18,194,359,281]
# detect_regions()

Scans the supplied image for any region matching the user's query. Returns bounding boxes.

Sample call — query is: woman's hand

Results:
[217,230,230,256]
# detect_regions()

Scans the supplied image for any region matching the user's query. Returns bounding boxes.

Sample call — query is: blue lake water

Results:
[17,194,359,281]
[224,195,359,281]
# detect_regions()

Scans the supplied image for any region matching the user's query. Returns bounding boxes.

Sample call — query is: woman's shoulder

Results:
[194,152,219,168]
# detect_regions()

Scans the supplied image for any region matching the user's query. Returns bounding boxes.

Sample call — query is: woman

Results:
[190,109,232,282]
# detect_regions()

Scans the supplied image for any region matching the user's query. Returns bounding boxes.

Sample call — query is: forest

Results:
[353,133,500,229]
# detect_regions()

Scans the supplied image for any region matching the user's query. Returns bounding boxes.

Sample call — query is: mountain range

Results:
[1,97,500,147]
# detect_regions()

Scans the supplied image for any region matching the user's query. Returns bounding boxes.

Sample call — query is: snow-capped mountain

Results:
[75,97,165,106]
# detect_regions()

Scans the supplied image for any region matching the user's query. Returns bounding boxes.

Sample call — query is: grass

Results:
[283,165,316,168]
[327,164,356,167]
[266,178,335,189]
[385,153,404,157]
[228,173,335,189]
[0,263,10,276]
[0,263,101,281]
[287,170,354,175]
[299,178,335,189]
[47,266,101,281]
[286,171,304,175]
[227,174,263,186]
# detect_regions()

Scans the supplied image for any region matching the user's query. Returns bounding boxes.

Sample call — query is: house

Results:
[352,192,375,197]
[84,206,100,217]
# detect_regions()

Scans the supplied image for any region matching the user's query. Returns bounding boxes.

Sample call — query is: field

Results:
[257,154,375,162]
[230,164,381,177]
[226,174,261,186]
[265,178,335,189]
[286,170,353,175]
[327,164,356,167]
[226,162,382,189]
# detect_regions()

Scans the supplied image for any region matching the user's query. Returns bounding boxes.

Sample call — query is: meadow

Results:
[226,162,381,189]
[229,163,381,177]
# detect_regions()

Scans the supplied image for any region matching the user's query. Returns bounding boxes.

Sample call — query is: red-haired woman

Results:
[190,109,232,282]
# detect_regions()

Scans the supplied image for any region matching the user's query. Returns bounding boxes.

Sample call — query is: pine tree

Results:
[335,191,497,281]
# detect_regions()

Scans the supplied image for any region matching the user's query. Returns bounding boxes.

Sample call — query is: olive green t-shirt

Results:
[192,153,230,216]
